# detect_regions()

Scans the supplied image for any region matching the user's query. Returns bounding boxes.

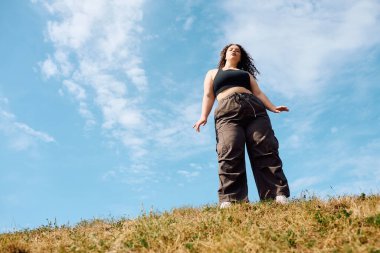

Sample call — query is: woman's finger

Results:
[194,122,200,132]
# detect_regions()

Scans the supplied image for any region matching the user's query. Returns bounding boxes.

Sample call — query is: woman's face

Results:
[225,44,241,62]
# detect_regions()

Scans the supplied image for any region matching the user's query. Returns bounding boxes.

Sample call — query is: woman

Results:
[193,44,290,208]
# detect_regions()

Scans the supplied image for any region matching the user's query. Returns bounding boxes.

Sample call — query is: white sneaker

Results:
[220,201,232,209]
[275,195,289,204]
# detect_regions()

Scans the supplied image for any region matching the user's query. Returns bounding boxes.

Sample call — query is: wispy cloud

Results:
[177,162,212,183]
[183,16,195,31]
[62,79,96,128]
[102,163,158,187]
[286,134,380,198]
[291,176,324,192]
[40,55,58,78]
[31,0,186,192]
[34,0,220,189]
[221,0,380,98]
[178,170,200,179]
[35,0,148,155]
[13,123,54,143]
[0,96,55,151]
[331,138,380,182]
[148,94,216,161]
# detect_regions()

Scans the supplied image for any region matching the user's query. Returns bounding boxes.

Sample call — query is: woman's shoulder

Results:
[206,68,219,80]
[207,68,219,74]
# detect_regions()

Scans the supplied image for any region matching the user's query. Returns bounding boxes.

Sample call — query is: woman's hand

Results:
[272,105,289,113]
[193,117,207,132]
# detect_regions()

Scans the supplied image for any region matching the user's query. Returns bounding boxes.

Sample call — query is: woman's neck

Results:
[224,61,238,69]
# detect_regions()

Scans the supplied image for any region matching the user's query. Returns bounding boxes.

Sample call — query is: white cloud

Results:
[54,50,73,76]
[221,0,380,98]
[102,163,157,186]
[183,16,195,31]
[35,0,148,156]
[62,80,95,127]
[34,1,219,184]
[178,170,198,176]
[45,0,105,50]
[40,56,58,78]
[335,139,380,182]
[291,176,323,192]
[63,80,86,100]
[14,123,55,143]
[287,135,380,198]
[176,162,214,184]
[280,99,328,151]
[148,97,215,160]
[125,66,147,90]
[178,170,200,178]
[0,97,55,151]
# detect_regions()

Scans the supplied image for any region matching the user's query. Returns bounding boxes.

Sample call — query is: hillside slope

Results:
[1,194,379,253]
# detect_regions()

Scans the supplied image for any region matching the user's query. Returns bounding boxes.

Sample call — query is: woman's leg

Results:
[215,121,248,203]
[245,114,290,200]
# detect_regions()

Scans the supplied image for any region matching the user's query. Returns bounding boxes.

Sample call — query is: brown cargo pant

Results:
[214,92,290,203]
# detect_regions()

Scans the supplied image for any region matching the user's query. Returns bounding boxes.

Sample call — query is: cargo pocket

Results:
[216,131,228,159]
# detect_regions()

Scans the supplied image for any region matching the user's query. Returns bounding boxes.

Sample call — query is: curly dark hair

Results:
[217,43,260,79]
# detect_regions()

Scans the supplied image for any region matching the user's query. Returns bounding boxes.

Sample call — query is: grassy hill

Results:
[1,194,379,253]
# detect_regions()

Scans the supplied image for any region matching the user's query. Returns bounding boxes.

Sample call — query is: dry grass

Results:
[1,194,379,253]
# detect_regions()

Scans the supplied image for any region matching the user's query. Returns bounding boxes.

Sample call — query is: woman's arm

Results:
[249,74,289,113]
[193,70,216,132]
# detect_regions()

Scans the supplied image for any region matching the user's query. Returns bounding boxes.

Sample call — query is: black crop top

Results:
[213,69,251,96]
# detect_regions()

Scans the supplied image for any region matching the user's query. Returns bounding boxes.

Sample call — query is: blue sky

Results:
[1,0,379,232]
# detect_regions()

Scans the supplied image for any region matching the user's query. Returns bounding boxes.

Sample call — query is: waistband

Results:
[217,92,254,102]
[216,92,262,118]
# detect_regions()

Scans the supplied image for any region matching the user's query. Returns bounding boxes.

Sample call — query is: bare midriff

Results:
[216,86,252,101]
